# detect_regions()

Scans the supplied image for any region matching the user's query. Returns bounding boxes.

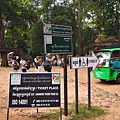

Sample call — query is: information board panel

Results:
[8,72,61,108]
[44,24,72,35]
[70,52,99,70]
[44,35,72,53]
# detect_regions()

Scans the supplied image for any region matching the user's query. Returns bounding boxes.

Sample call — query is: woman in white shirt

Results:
[34,55,42,72]
[20,57,27,72]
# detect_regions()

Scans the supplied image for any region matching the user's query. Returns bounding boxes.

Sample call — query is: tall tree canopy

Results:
[0,0,119,66]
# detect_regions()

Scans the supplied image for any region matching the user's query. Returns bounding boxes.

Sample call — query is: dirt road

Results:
[0,66,120,120]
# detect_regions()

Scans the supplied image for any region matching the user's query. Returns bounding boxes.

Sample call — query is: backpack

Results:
[26,62,31,70]
[43,61,51,71]
[13,60,19,70]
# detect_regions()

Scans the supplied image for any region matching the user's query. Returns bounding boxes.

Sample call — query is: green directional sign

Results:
[44,24,72,35]
[44,35,72,53]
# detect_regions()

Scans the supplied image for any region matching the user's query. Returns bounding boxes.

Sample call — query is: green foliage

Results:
[29,21,44,55]
[1,0,38,52]
[0,0,119,56]
[89,0,120,37]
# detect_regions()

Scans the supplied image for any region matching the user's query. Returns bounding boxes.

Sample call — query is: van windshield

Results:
[95,51,111,67]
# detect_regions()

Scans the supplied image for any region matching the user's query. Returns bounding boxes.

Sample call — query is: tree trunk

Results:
[0,13,4,48]
[72,0,76,56]
[1,52,8,66]
[0,12,7,66]
[78,0,82,56]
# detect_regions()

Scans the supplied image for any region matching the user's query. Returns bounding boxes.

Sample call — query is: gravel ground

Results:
[0,66,120,120]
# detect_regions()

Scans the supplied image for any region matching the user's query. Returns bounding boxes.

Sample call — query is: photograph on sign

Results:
[44,35,72,54]
[44,35,52,44]
[8,72,61,108]
[11,74,21,85]
[44,24,52,34]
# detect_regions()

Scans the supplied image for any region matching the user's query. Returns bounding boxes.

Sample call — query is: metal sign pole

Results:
[37,108,38,113]
[6,108,9,120]
[75,69,78,114]
[64,54,68,116]
[60,107,62,120]
[88,68,91,110]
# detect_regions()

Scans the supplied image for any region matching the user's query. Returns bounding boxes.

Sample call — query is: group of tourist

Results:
[34,53,56,72]
[7,52,56,72]
[7,52,30,72]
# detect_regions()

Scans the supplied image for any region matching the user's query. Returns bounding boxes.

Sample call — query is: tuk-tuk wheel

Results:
[100,79,106,82]
[116,74,120,84]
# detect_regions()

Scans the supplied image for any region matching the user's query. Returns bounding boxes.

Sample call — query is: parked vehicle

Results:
[93,46,120,83]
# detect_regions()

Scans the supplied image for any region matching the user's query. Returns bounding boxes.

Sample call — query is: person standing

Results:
[60,56,64,68]
[34,55,42,72]
[44,54,55,72]
[26,60,31,70]
[20,57,27,72]
[7,52,14,67]
[12,56,19,72]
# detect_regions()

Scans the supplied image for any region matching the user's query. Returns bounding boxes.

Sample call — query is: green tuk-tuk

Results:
[93,46,120,84]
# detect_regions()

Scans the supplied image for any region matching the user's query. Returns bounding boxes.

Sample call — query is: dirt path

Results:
[0,66,120,120]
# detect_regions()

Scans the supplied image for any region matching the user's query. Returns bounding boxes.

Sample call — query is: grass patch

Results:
[69,104,107,120]
[38,109,60,120]
[38,104,107,120]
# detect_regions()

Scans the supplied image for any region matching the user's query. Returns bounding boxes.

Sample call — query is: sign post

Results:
[44,23,72,116]
[70,52,98,110]
[8,72,61,119]
[75,69,78,114]
[88,68,91,110]
[64,54,68,116]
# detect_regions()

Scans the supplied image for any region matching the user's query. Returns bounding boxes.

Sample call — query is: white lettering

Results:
[37,87,48,90]
[19,99,28,105]
[49,86,58,90]
[36,93,44,96]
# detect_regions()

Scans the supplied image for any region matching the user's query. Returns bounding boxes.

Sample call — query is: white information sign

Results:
[71,52,99,70]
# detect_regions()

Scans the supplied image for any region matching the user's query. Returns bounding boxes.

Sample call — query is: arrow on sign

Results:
[70,51,99,70]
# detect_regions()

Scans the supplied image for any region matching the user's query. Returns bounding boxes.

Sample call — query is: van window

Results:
[111,50,119,58]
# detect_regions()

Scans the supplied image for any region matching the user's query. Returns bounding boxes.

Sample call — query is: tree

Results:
[1,0,119,66]
[0,0,39,66]
[30,21,44,56]
[0,0,12,66]
[89,0,120,37]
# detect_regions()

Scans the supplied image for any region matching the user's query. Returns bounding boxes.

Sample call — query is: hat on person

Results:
[46,53,51,56]
[9,52,14,55]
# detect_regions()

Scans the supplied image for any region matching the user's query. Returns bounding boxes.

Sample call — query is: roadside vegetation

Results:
[37,104,107,120]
